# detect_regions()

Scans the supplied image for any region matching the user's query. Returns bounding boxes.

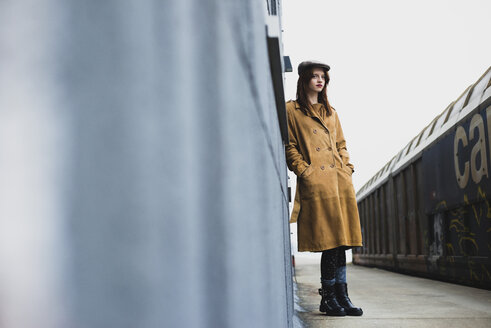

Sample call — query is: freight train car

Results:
[353,67,491,289]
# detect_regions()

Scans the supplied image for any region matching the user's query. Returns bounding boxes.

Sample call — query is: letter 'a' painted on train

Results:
[454,125,469,188]
[469,113,488,184]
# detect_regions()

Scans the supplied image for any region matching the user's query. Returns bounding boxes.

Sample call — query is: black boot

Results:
[318,285,346,316]
[334,283,363,316]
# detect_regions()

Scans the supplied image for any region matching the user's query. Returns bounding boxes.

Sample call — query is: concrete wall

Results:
[0,0,292,327]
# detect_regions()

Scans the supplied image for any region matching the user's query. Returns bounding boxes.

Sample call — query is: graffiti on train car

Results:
[423,105,491,213]
[424,105,491,285]
[432,185,491,283]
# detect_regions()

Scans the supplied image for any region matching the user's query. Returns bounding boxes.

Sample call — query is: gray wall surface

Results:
[0,0,292,327]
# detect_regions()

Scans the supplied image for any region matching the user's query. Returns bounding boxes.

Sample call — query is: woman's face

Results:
[307,67,327,94]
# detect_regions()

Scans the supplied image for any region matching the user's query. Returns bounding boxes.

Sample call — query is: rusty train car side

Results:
[354,67,491,289]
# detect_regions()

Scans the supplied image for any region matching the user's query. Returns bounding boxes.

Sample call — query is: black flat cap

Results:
[297,60,330,75]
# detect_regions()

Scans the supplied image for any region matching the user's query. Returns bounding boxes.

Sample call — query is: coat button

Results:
[328,147,332,151]
[330,164,335,168]
[313,129,317,134]
[316,147,320,151]
[321,165,325,170]
[324,130,328,134]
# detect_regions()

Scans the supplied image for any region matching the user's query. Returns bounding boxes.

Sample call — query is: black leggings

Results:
[320,247,346,283]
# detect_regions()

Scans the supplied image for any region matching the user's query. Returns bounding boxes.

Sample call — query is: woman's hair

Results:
[296,67,333,116]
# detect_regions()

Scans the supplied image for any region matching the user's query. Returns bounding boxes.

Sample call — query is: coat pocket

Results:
[300,165,314,179]
[341,165,353,176]
[298,165,320,199]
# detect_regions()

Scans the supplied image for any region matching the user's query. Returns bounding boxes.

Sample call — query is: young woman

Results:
[286,60,363,316]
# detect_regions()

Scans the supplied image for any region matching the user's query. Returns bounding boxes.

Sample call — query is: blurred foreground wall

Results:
[0,0,292,327]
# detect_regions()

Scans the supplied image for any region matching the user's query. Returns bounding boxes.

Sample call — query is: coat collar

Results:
[293,100,330,132]
[293,100,313,117]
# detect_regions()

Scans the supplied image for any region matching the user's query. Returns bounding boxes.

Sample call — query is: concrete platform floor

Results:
[293,254,491,328]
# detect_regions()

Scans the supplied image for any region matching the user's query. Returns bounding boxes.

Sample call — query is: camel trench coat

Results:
[286,100,362,252]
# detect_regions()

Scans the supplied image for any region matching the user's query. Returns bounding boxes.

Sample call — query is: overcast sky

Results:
[282,0,491,191]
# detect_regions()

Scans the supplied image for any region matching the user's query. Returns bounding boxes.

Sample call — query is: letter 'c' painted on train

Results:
[469,113,488,184]
[454,126,469,189]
